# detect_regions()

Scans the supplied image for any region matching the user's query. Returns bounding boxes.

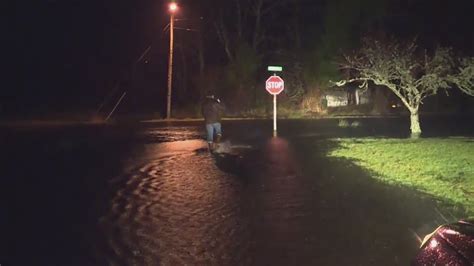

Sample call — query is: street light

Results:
[169,2,177,12]
[166,2,178,119]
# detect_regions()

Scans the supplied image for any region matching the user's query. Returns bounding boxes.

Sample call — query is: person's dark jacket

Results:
[201,97,225,124]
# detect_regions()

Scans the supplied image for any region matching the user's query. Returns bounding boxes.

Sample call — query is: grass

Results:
[328,137,474,215]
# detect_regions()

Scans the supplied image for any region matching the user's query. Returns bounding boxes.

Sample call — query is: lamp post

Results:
[166,2,178,119]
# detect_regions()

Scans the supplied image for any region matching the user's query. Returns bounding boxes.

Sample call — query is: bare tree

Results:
[251,0,264,50]
[451,57,474,96]
[214,0,290,60]
[333,37,474,137]
[214,12,234,62]
[212,0,291,108]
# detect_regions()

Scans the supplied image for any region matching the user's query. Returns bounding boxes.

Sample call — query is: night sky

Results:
[4,0,473,118]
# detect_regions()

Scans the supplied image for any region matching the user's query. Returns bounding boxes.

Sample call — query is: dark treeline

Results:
[4,0,473,119]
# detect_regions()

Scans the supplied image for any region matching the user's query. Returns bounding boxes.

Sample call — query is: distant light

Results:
[169,3,178,12]
[391,104,397,108]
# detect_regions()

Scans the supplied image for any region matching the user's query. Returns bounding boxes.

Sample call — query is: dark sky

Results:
[4,0,473,116]
[7,0,164,114]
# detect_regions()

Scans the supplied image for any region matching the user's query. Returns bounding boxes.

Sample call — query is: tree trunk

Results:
[252,0,263,50]
[292,0,301,50]
[410,110,421,138]
[197,27,205,76]
[235,0,243,38]
[215,14,233,62]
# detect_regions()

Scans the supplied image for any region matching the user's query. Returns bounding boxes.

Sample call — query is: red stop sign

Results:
[266,75,284,95]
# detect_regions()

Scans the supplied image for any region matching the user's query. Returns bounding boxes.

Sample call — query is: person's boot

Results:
[207,142,216,152]
[216,134,222,143]
[208,142,214,152]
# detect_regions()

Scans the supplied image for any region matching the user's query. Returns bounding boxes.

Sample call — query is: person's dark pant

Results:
[205,122,222,143]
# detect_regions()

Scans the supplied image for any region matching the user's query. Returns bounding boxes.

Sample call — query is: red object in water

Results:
[412,219,474,265]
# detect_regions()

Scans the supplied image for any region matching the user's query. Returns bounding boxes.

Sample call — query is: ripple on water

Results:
[140,127,203,143]
[95,146,250,265]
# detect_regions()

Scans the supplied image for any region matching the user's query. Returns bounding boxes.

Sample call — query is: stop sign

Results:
[266,75,284,95]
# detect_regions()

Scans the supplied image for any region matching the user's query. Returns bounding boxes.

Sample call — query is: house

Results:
[323,87,371,107]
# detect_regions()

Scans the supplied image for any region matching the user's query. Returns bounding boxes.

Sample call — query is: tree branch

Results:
[214,13,233,62]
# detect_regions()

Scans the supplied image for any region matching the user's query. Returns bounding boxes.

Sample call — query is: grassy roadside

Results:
[328,137,474,216]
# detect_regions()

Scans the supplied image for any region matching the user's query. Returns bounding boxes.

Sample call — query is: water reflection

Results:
[140,126,203,143]
[250,137,315,264]
[96,140,249,265]
[264,137,297,175]
[4,120,473,265]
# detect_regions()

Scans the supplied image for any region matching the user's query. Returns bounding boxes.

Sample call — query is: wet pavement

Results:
[1,117,473,265]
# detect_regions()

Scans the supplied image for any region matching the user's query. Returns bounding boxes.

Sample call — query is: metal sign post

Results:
[273,94,277,133]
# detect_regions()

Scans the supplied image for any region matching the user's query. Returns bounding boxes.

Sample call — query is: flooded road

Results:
[2,118,472,265]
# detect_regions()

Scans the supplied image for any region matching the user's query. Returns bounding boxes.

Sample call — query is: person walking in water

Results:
[201,95,225,151]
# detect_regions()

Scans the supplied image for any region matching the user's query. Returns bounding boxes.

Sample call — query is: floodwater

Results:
[1,117,473,265]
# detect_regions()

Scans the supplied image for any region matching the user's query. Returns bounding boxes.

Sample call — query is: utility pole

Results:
[166,2,178,119]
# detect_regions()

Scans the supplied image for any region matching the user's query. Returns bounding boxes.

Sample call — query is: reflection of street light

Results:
[166,2,178,119]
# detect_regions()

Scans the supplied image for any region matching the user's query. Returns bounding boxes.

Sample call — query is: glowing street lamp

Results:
[166,2,178,119]
[169,2,178,12]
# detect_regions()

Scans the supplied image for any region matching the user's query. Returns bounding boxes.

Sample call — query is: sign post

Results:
[273,94,277,132]
[265,73,284,136]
